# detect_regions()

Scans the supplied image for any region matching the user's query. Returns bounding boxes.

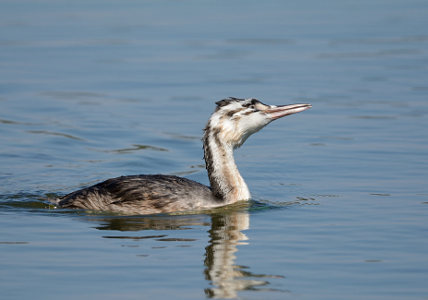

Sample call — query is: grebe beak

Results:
[265,103,312,120]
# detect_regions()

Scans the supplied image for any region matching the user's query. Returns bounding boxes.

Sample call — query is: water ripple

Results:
[102,144,169,154]
[27,130,85,141]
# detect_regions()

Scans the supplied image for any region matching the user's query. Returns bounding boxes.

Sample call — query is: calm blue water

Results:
[1,0,428,299]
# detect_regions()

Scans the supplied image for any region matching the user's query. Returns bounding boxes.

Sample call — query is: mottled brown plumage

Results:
[59,175,217,214]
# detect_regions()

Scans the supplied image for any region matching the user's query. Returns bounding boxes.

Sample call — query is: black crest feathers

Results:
[215,97,244,108]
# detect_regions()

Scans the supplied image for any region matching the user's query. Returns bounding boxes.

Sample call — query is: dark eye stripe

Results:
[242,99,261,108]
[226,108,244,117]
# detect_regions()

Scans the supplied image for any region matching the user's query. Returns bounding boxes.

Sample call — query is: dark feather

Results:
[58,175,217,214]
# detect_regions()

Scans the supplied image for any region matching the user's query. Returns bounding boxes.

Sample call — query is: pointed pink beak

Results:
[265,103,312,120]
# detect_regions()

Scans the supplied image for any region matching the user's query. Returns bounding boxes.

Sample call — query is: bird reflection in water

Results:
[87,209,285,298]
[204,212,284,298]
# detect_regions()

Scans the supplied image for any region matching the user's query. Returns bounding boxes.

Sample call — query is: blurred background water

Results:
[1,0,428,299]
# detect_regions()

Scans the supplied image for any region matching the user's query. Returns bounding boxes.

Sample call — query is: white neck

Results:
[203,127,251,204]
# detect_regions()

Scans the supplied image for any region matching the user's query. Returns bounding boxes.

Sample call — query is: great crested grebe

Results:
[57,97,311,214]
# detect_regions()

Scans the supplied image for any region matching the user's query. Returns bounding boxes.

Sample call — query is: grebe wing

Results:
[58,174,216,214]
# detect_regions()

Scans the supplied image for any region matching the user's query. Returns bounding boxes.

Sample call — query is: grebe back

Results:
[58,98,311,214]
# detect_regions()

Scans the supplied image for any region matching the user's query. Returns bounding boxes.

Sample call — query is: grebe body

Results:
[58,98,311,214]
[58,175,218,214]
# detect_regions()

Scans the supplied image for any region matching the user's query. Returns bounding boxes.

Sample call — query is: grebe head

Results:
[206,97,311,148]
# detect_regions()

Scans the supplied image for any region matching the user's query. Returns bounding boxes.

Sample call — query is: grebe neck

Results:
[203,126,250,204]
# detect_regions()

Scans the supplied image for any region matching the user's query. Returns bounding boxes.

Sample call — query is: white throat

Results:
[203,125,251,204]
